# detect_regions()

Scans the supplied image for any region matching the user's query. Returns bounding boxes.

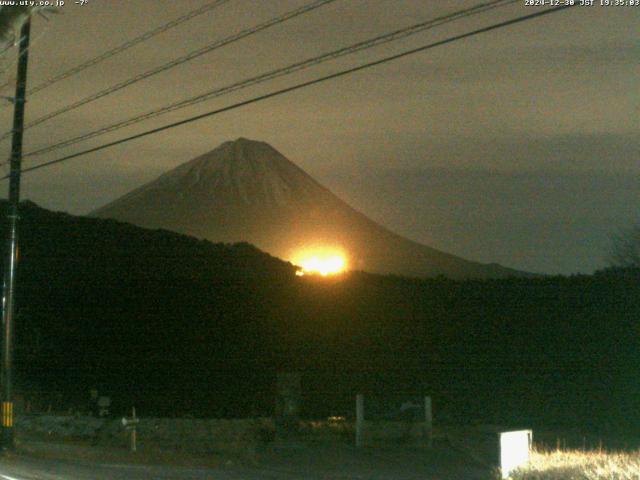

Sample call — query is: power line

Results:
[0,0,337,142]
[0,0,232,106]
[3,4,576,180]
[21,0,517,160]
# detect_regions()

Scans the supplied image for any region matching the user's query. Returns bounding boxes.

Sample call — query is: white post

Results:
[131,406,137,452]
[355,394,364,447]
[424,396,432,448]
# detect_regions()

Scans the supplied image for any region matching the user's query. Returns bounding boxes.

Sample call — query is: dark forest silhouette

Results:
[2,201,638,434]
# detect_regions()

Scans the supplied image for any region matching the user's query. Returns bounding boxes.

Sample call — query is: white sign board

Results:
[500,430,532,478]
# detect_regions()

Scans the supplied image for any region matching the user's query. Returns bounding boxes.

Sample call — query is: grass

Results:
[509,448,640,479]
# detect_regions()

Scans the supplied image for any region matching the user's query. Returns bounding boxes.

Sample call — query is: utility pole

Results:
[1,17,31,451]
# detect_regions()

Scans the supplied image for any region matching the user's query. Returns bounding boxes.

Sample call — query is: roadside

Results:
[15,437,233,468]
[0,415,499,479]
[0,436,494,480]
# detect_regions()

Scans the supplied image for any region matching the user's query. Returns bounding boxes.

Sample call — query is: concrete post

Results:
[131,407,137,452]
[424,396,432,448]
[275,372,301,438]
[355,393,364,447]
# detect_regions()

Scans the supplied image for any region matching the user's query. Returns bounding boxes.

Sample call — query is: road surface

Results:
[0,443,493,479]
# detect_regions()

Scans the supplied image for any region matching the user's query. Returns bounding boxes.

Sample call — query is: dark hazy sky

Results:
[0,0,638,275]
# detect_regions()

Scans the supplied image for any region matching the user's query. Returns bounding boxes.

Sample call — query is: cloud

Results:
[318,134,640,274]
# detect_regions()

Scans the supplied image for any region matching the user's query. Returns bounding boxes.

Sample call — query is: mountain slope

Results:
[92,138,526,279]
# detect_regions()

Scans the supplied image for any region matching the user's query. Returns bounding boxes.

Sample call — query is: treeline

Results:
[1,202,638,433]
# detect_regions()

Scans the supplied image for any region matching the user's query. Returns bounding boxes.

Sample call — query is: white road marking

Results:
[1,474,24,480]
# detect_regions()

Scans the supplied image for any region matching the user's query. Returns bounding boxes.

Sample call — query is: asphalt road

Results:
[0,456,254,479]
[0,443,492,479]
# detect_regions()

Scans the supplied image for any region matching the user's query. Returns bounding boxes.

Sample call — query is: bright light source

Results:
[500,430,532,478]
[292,247,347,277]
[299,255,345,276]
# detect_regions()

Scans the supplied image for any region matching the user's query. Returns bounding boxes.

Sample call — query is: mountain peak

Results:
[190,137,294,171]
[218,137,270,156]
[228,136,263,145]
[96,139,331,216]
[173,138,326,204]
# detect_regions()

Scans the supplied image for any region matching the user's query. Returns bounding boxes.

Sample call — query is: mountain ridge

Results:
[92,138,530,279]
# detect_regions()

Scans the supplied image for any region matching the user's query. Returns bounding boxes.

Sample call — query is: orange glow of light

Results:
[292,248,347,277]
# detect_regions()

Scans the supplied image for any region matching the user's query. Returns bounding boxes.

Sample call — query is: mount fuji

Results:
[92,138,527,279]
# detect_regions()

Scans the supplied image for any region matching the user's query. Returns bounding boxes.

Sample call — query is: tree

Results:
[610,224,640,268]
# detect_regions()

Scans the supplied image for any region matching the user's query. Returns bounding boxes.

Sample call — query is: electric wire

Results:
[18,0,232,100]
[1,4,577,180]
[0,0,337,142]
[20,0,517,160]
